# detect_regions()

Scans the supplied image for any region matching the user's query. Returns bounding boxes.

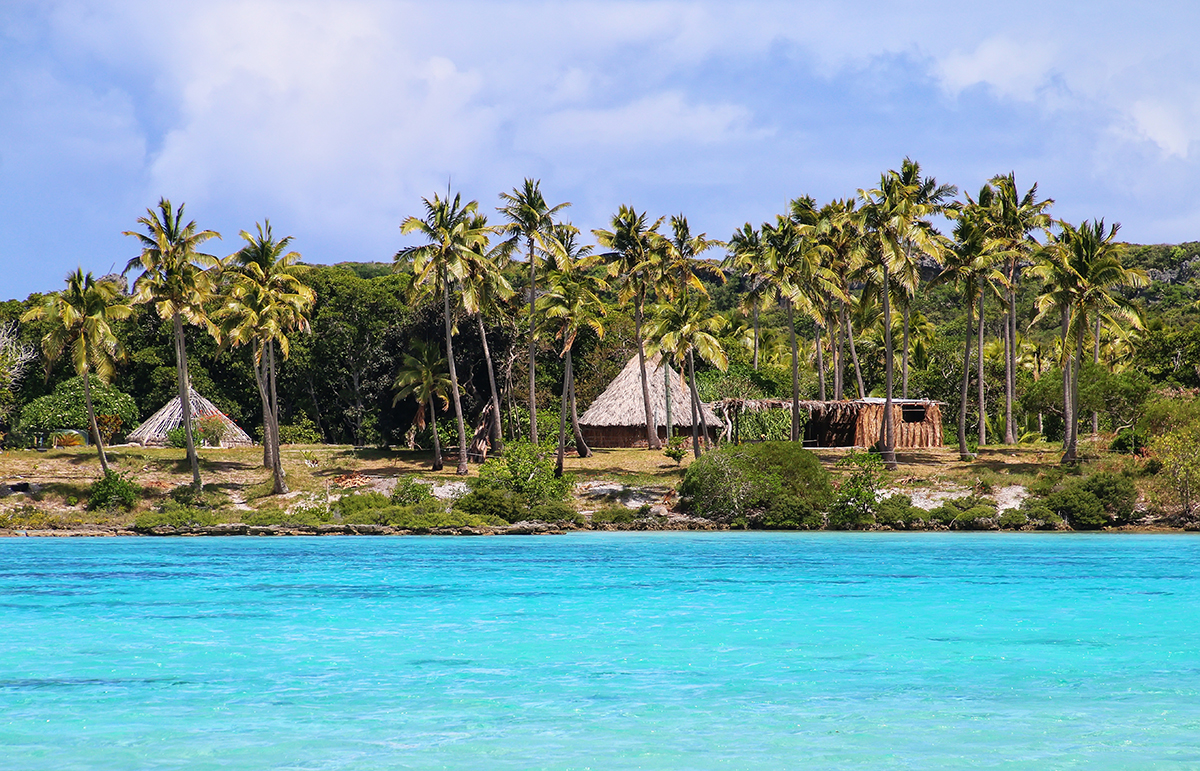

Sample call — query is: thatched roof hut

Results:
[127,388,254,447]
[714,397,943,448]
[579,354,721,447]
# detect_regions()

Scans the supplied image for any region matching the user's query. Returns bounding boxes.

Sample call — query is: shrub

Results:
[1111,428,1147,455]
[166,426,188,449]
[278,415,322,445]
[133,505,221,531]
[17,375,139,438]
[530,500,580,523]
[591,504,635,524]
[87,471,139,511]
[1078,472,1137,524]
[955,505,999,530]
[52,430,84,447]
[1046,487,1107,530]
[827,450,885,530]
[662,439,688,465]
[391,477,435,506]
[334,491,391,518]
[244,506,334,528]
[196,415,228,447]
[475,441,571,508]
[875,494,926,529]
[169,484,205,507]
[454,488,524,523]
[679,442,832,527]
[0,507,63,530]
[997,510,1029,530]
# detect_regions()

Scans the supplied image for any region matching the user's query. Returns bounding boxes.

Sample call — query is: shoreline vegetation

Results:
[2,441,1194,537]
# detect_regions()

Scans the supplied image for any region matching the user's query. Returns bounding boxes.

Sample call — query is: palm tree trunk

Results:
[556,352,568,478]
[568,351,590,458]
[688,349,702,458]
[261,342,273,469]
[664,357,673,444]
[787,299,800,442]
[1092,317,1101,435]
[82,373,110,475]
[835,308,845,400]
[268,341,287,495]
[527,236,538,445]
[1005,284,1017,444]
[977,294,986,448]
[429,399,443,471]
[752,305,760,371]
[846,309,866,399]
[635,294,660,449]
[172,314,201,488]
[880,266,896,468]
[1061,306,1074,464]
[902,304,910,399]
[478,314,503,454]
[816,322,826,401]
[959,291,974,460]
[442,277,469,475]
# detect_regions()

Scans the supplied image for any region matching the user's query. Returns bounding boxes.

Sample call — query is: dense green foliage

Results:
[86,471,140,511]
[680,441,832,528]
[16,375,139,439]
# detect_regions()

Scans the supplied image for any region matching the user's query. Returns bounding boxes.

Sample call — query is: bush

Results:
[875,494,926,529]
[454,488,525,523]
[133,505,221,530]
[827,450,885,530]
[242,506,334,528]
[17,375,139,438]
[278,415,322,445]
[997,510,1030,530]
[662,439,688,465]
[591,504,635,524]
[391,477,435,506]
[166,426,188,449]
[1046,487,1107,530]
[530,500,581,523]
[679,442,832,527]
[1078,472,1137,524]
[475,441,571,508]
[924,496,996,529]
[87,471,139,511]
[169,484,205,507]
[1111,428,1147,455]
[334,491,392,518]
[955,505,999,530]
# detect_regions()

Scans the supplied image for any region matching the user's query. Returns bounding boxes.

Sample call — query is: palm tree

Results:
[594,205,666,450]
[980,173,1053,443]
[215,221,314,494]
[22,270,131,474]
[399,190,493,475]
[646,291,728,458]
[724,223,770,371]
[392,340,454,471]
[124,198,220,489]
[818,200,868,399]
[1034,219,1146,463]
[497,179,571,445]
[538,228,606,476]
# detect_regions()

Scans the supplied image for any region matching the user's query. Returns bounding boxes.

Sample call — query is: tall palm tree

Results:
[399,191,493,475]
[124,198,220,489]
[646,291,728,458]
[594,205,666,450]
[980,173,1053,443]
[215,221,314,494]
[392,340,454,471]
[539,229,606,476]
[1034,219,1146,463]
[497,179,571,445]
[818,200,868,399]
[724,223,770,371]
[22,270,131,475]
[936,194,1003,459]
[459,239,513,455]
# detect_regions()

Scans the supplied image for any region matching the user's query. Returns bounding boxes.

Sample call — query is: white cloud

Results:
[936,37,1057,101]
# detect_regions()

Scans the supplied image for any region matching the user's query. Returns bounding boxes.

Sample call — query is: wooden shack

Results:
[715,397,943,449]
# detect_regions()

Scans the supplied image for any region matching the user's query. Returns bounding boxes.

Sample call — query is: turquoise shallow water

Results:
[2,533,1200,770]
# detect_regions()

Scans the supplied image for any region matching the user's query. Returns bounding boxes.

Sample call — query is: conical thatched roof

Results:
[580,354,720,428]
[127,388,254,447]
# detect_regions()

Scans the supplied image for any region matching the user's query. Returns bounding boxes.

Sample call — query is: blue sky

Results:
[3,0,1200,301]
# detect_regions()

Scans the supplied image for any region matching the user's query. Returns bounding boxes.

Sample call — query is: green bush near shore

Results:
[680,442,832,528]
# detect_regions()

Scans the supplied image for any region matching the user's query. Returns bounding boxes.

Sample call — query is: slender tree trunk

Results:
[268,341,286,494]
[688,349,702,458]
[902,304,910,399]
[260,342,274,469]
[1061,306,1074,464]
[846,310,866,399]
[428,398,443,471]
[568,351,590,457]
[635,294,660,449]
[528,236,539,445]
[305,378,326,443]
[959,291,974,460]
[555,352,568,478]
[478,315,504,454]
[752,305,760,371]
[880,266,896,468]
[977,294,986,448]
[664,357,673,444]
[1092,317,1101,435]
[835,307,845,400]
[787,299,800,442]
[173,314,201,488]
[1071,323,1084,460]
[442,278,469,475]
[1005,281,1017,444]
[816,322,826,402]
[82,372,110,475]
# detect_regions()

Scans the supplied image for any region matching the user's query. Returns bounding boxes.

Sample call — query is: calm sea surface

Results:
[2,533,1199,770]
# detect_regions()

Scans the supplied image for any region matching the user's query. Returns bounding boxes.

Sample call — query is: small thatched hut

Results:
[715,397,943,448]
[127,388,254,447]
[579,354,721,447]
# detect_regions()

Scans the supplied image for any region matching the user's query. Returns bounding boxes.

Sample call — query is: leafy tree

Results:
[124,198,221,488]
[21,270,131,473]
[392,340,454,471]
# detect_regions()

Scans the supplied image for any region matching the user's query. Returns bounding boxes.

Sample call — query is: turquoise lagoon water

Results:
[3,533,1200,770]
